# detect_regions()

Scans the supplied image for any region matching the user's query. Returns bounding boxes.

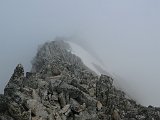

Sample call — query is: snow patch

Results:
[68,41,107,75]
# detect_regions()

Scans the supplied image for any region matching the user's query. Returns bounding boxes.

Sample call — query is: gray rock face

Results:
[0,94,7,113]
[1,40,160,120]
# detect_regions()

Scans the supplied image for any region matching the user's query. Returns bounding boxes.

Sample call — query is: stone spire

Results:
[11,64,24,80]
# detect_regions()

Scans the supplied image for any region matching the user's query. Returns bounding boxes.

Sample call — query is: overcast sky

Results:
[0,0,160,106]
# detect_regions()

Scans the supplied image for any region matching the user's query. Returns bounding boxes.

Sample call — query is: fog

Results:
[1,0,160,106]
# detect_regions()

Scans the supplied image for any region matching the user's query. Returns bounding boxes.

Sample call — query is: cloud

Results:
[0,0,160,106]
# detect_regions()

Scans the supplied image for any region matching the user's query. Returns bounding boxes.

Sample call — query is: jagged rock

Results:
[62,83,96,108]
[51,92,59,101]
[60,104,70,114]
[11,64,24,80]
[74,110,93,120]
[32,116,43,120]
[112,110,121,120]
[0,115,14,120]
[21,110,32,120]
[0,94,7,113]
[32,89,39,100]
[52,67,61,76]
[8,102,22,119]
[88,88,95,97]
[71,79,89,94]
[96,74,113,106]
[1,40,160,120]
[97,101,102,111]
[49,79,62,93]
[58,92,66,108]
[54,112,62,120]
[81,103,86,111]
[70,98,82,114]
[4,64,24,97]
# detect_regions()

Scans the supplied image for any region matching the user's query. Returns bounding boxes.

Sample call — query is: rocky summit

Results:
[0,40,160,120]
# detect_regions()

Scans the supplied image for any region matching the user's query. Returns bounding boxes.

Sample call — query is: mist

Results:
[1,0,160,106]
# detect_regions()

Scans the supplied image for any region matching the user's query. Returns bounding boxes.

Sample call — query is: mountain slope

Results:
[0,40,160,120]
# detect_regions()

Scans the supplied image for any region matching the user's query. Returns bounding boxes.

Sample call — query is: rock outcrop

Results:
[0,40,160,120]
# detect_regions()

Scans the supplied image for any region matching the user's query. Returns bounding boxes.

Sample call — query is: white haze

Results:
[1,0,160,106]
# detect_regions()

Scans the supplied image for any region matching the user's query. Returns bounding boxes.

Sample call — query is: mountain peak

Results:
[0,40,160,120]
[12,64,24,79]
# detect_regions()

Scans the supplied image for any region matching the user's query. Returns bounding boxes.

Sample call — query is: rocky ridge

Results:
[0,40,160,120]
